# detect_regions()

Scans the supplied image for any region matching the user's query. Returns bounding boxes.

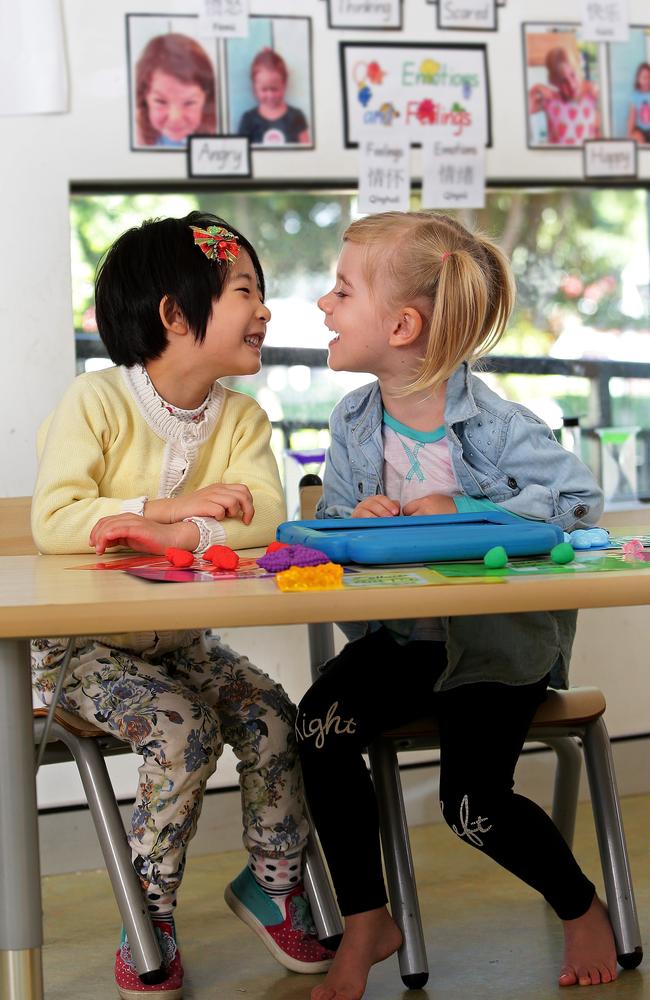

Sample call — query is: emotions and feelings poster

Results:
[340,41,491,146]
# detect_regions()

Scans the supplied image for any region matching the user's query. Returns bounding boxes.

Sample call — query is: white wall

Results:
[5,0,650,493]
[3,1,650,808]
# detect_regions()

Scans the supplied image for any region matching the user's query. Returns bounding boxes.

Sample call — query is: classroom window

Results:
[70,185,650,494]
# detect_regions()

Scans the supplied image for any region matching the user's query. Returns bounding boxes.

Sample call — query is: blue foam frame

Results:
[276,511,564,565]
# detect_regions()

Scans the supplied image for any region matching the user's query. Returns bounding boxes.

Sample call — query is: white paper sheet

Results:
[0,0,69,115]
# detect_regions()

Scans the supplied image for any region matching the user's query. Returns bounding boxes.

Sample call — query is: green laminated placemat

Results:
[429,551,650,578]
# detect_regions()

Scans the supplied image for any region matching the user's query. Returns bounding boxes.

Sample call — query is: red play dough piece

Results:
[164,547,194,568]
[266,541,289,552]
[203,544,240,569]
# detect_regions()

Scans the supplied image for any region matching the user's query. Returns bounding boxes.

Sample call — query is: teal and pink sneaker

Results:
[224,867,335,974]
[114,917,183,999]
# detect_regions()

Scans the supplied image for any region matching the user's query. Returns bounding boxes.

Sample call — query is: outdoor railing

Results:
[75,336,650,501]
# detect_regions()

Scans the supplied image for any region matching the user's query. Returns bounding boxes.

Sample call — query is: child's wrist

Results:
[174,520,200,550]
[144,498,174,523]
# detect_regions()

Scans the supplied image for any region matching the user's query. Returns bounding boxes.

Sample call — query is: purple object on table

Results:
[256,544,330,572]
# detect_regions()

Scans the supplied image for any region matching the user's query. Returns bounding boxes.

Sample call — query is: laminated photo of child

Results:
[627,62,650,143]
[133,33,217,149]
[237,48,310,146]
[528,45,599,146]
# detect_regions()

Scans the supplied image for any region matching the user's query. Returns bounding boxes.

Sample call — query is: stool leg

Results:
[368,739,429,990]
[54,728,163,978]
[0,638,43,1000]
[582,717,643,969]
[543,736,582,848]
[302,798,343,949]
[307,622,336,681]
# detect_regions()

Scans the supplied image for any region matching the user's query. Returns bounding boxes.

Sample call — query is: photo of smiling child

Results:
[127,17,218,151]
[523,25,602,148]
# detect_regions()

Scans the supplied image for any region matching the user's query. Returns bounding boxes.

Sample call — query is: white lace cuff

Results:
[121,496,148,517]
[182,516,226,554]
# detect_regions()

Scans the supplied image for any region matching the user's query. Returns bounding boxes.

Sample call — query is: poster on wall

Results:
[523,23,604,149]
[224,16,314,148]
[340,42,491,148]
[126,14,219,151]
[608,26,650,145]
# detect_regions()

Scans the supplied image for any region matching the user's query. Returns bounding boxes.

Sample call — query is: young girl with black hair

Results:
[296,210,615,1000]
[31,212,333,997]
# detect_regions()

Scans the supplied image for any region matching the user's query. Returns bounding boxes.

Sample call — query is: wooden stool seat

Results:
[384,686,607,743]
[33,706,106,739]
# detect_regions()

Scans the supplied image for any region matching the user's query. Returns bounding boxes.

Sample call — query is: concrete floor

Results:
[42,795,650,1000]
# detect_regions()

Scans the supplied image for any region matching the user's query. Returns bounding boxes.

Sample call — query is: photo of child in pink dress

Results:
[524,27,602,148]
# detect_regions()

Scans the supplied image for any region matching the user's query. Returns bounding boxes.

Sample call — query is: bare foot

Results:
[559,895,618,987]
[310,907,402,1000]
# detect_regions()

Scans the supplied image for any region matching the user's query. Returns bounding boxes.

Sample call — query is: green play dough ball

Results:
[484,545,508,568]
[550,542,574,565]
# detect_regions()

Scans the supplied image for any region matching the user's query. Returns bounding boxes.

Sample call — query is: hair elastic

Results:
[190,225,240,264]
[441,251,450,263]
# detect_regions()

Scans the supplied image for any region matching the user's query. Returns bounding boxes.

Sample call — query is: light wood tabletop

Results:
[1,530,649,999]
[2,540,650,639]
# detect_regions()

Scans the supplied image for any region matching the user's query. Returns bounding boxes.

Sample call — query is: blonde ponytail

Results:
[343,211,515,396]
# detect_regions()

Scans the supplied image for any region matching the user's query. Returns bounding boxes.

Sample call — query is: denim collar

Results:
[342,362,479,436]
[444,363,480,425]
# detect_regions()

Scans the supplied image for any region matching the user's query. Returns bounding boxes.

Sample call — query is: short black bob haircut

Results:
[94,211,264,367]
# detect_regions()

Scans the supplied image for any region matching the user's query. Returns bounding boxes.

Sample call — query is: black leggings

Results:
[297,627,595,920]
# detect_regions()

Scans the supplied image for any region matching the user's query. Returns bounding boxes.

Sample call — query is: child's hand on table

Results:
[402,494,456,516]
[90,514,200,556]
[351,495,400,518]
[145,484,255,525]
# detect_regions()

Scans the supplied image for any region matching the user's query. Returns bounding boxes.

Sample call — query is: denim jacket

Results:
[317,363,604,691]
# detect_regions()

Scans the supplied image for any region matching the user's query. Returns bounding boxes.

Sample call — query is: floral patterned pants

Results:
[32,632,308,909]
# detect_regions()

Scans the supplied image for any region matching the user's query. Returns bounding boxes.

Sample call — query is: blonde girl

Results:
[296,211,615,1000]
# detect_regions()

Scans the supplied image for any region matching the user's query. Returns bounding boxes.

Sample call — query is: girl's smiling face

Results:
[145,69,207,143]
[198,249,270,378]
[317,241,394,376]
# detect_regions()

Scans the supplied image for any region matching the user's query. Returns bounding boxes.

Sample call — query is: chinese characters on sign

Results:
[358,137,412,213]
[579,0,629,42]
[198,0,249,38]
[421,141,486,208]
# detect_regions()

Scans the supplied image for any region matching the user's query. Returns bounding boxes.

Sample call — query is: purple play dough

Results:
[256,544,330,571]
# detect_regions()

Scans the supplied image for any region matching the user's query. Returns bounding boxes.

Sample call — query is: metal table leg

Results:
[0,638,44,1000]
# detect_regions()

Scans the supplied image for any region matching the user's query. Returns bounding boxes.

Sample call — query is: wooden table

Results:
[2,545,650,998]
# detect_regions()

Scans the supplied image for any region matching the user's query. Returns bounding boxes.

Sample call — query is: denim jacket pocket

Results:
[351,465,379,502]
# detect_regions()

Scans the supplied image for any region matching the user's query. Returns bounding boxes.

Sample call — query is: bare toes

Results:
[559,966,578,987]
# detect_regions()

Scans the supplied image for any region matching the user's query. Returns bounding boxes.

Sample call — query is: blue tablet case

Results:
[276,511,564,565]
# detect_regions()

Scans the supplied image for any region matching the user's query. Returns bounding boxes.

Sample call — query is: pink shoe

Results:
[224,867,335,974]
[114,918,183,999]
